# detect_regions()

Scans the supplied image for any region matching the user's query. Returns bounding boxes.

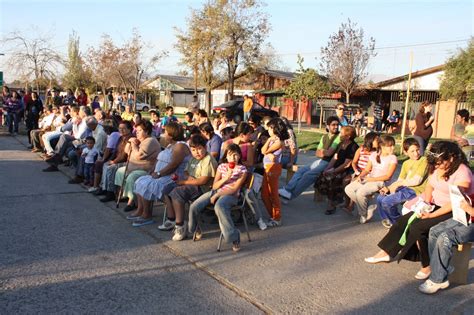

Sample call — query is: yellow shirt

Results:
[121,112,134,121]
[243,98,253,113]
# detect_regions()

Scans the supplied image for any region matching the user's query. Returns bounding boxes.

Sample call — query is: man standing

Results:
[373,101,384,132]
[243,94,253,122]
[279,116,340,200]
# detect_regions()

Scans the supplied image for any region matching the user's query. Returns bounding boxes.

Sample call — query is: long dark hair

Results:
[427,141,468,180]
[362,132,379,152]
[267,117,289,141]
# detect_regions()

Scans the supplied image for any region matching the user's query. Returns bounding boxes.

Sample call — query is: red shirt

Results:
[77,94,88,106]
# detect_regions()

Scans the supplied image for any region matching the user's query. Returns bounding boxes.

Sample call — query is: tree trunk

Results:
[205,88,212,115]
[345,90,350,104]
[297,99,302,134]
[228,71,235,101]
[319,103,324,129]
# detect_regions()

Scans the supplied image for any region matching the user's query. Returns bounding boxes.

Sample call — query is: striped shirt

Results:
[216,163,247,196]
[356,147,371,172]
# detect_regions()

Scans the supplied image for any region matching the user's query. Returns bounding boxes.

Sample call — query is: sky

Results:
[0,0,472,83]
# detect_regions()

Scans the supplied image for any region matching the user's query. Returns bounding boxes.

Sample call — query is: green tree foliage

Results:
[320,19,376,104]
[284,55,330,132]
[63,31,92,92]
[439,39,474,103]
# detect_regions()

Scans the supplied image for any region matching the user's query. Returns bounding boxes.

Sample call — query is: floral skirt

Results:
[314,171,352,200]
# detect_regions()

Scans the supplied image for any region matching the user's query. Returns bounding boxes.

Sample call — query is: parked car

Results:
[121,102,150,112]
[212,98,278,123]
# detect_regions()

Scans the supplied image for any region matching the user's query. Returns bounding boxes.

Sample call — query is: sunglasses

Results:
[427,151,444,159]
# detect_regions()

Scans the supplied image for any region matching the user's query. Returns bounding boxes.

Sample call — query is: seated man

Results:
[278,116,340,201]
[42,106,91,172]
[419,199,474,294]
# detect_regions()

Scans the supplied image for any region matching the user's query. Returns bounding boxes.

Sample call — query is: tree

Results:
[116,29,167,112]
[63,31,92,92]
[216,0,270,100]
[2,28,62,95]
[86,35,123,109]
[320,19,376,104]
[175,3,222,113]
[284,55,330,133]
[439,38,474,103]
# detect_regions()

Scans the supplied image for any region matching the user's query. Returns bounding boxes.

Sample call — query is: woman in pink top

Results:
[365,141,473,280]
[345,135,397,223]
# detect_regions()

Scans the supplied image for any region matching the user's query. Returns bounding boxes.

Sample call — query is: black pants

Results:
[378,210,451,267]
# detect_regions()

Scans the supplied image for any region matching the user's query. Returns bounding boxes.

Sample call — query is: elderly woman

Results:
[315,126,359,215]
[365,141,474,280]
[128,122,191,227]
[98,121,133,200]
[114,120,161,211]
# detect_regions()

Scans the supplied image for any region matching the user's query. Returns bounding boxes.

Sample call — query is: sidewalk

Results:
[2,125,473,314]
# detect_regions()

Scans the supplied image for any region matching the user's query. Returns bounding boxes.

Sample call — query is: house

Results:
[212,69,326,124]
[143,74,205,113]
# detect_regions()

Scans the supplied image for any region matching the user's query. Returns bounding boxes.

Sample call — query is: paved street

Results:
[1,131,473,314]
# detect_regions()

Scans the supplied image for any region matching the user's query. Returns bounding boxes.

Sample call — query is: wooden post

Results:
[400,52,413,155]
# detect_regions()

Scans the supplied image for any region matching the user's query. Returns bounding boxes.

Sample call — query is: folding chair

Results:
[193,186,252,252]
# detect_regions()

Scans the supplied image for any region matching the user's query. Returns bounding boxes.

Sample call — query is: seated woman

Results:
[386,110,400,133]
[419,199,474,294]
[342,132,379,212]
[365,141,473,281]
[163,134,218,240]
[114,121,161,211]
[129,122,191,227]
[345,135,397,223]
[376,138,428,228]
[315,126,359,215]
[188,144,248,252]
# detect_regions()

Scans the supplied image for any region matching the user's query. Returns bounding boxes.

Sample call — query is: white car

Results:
[121,102,151,112]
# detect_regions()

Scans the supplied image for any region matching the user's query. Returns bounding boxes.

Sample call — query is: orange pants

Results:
[262,163,282,220]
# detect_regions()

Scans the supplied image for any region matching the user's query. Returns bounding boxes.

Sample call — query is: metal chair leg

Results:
[241,209,251,242]
[217,232,224,252]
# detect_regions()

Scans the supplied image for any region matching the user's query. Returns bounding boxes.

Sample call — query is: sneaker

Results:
[278,188,291,200]
[418,279,449,294]
[158,219,176,231]
[126,214,142,221]
[366,204,377,221]
[359,215,368,224]
[381,219,393,229]
[267,219,281,227]
[232,231,241,252]
[42,165,59,172]
[88,187,99,193]
[172,224,187,241]
[132,218,155,227]
[257,218,267,231]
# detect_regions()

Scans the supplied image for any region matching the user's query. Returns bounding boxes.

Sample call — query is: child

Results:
[188,144,247,252]
[164,134,218,241]
[342,132,379,212]
[376,138,428,228]
[261,118,289,227]
[345,135,397,224]
[82,136,99,187]
[161,106,178,127]
[183,111,194,139]
[149,110,162,137]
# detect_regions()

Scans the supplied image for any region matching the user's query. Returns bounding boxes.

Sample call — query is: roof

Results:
[144,74,203,90]
[211,68,297,89]
[373,64,445,88]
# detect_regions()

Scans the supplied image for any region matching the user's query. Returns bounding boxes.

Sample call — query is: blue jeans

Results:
[428,219,474,283]
[243,111,251,122]
[83,163,94,183]
[284,159,328,199]
[377,187,417,223]
[281,155,298,169]
[6,112,19,133]
[374,118,382,132]
[188,190,240,243]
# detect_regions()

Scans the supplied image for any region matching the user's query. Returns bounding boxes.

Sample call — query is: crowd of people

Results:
[1,86,473,295]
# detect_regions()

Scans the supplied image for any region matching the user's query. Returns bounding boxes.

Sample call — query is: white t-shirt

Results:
[368,152,397,179]
[82,147,99,164]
